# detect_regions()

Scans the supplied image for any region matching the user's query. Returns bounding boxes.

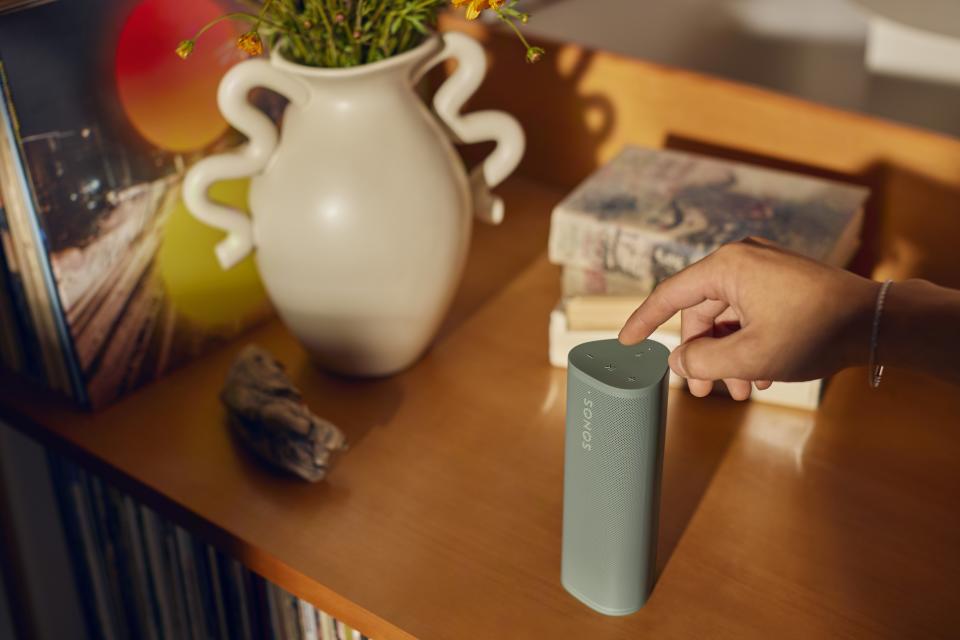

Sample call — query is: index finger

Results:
[618,255,726,344]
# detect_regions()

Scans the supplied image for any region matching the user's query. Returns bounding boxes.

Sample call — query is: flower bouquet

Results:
[177,0,544,65]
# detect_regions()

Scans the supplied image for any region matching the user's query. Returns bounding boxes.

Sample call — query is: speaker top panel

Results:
[569,339,670,391]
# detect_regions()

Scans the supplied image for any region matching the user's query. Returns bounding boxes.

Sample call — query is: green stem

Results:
[190,12,287,40]
[313,3,339,65]
[495,9,533,51]
[354,0,364,33]
[398,23,412,53]
[368,0,389,36]
[254,0,277,29]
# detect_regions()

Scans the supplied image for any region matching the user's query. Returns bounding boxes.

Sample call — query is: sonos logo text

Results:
[581,397,594,451]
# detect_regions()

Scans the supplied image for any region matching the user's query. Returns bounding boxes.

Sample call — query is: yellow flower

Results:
[237,31,263,56]
[175,39,195,60]
[451,0,504,21]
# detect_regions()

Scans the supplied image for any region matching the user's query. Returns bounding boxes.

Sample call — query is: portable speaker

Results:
[561,338,670,616]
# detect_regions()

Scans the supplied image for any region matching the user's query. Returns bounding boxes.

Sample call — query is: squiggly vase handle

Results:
[183,58,310,269]
[421,32,526,225]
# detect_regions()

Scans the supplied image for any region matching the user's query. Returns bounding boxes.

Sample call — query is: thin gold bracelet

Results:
[869,279,893,389]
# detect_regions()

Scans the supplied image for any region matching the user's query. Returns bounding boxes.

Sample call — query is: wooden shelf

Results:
[4,173,960,638]
[4,21,960,639]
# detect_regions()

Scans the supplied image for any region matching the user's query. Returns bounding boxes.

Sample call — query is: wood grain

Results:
[3,175,960,638]
[2,20,960,640]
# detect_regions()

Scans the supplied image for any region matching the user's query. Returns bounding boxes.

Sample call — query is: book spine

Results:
[0,63,84,402]
[139,506,180,638]
[298,598,319,640]
[266,582,283,639]
[69,467,119,640]
[228,557,256,640]
[319,611,336,640]
[283,587,303,640]
[192,536,224,640]
[115,490,160,640]
[129,500,166,640]
[205,546,231,640]
[313,607,327,640]
[0,205,42,380]
[86,473,138,638]
[45,454,102,639]
[174,526,209,640]
[0,64,62,393]
[250,572,275,639]
[162,519,192,639]
[0,221,22,372]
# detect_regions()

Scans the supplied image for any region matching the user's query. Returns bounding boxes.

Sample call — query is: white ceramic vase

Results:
[183,32,524,376]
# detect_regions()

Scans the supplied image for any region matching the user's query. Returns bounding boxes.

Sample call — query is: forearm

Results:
[878,279,960,385]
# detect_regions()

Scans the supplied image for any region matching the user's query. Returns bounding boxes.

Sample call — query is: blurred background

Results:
[509,0,960,137]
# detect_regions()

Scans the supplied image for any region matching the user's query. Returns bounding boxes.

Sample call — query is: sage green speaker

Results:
[561,338,670,615]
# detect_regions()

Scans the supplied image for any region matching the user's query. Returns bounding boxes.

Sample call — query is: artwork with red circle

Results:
[115,0,242,152]
[0,0,272,407]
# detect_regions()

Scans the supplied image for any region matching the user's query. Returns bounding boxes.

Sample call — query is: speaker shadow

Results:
[656,390,747,577]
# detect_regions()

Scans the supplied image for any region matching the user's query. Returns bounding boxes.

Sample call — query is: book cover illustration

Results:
[549,146,869,291]
[561,266,651,298]
[0,0,278,406]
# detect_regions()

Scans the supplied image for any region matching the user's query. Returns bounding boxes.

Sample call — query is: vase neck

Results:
[269,36,442,89]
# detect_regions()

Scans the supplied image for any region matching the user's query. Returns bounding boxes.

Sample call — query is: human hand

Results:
[618,238,879,400]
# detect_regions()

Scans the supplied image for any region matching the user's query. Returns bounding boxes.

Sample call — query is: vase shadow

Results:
[430,32,615,340]
[663,135,960,288]
[292,361,406,454]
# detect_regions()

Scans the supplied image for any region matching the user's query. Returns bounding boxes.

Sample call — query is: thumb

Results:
[669,330,759,381]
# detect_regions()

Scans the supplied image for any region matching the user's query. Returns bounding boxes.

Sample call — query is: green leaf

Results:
[415,19,427,33]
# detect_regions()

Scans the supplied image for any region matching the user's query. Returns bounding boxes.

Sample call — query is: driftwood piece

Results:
[221,345,347,482]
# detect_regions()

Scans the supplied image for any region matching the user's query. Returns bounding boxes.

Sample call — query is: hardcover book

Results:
[548,146,869,295]
[0,0,277,406]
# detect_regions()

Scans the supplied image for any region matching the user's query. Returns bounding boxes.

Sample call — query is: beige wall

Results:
[513,0,960,137]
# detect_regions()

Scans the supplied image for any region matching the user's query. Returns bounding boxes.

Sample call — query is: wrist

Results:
[876,278,949,372]
[837,276,882,369]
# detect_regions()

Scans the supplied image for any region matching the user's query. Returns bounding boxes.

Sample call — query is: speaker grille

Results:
[562,372,665,614]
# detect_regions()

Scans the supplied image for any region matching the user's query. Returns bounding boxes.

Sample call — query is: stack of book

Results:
[48,454,368,640]
[0,2,276,408]
[548,146,869,410]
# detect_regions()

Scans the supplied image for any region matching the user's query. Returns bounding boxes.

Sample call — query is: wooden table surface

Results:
[2,174,959,639]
